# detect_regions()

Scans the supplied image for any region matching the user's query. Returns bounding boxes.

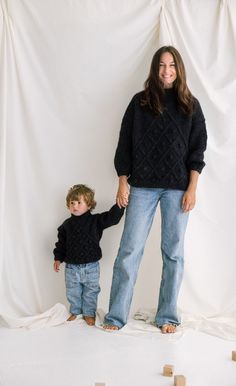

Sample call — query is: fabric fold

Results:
[0,303,69,329]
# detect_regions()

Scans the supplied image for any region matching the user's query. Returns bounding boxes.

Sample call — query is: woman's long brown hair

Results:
[141,46,194,114]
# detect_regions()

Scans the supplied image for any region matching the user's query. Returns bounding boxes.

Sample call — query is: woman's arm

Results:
[114,97,135,178]
[183,99,207,212]
[187,99,207,173]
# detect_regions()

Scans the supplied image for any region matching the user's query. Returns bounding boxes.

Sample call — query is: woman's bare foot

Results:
[67,314,77,321]
[160,324,177,334]
[83,316,95,326]
[103,324,119,331]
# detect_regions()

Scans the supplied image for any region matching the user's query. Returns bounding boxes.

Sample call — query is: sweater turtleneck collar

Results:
[71,210,91,220]
[164,87,176,95]
[163,87,178,108]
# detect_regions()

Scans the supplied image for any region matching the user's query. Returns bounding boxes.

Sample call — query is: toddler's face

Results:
[69,195,90,216]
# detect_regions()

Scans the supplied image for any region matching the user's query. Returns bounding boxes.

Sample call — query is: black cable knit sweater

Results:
[115,89,207,190]
[53,204,124,264]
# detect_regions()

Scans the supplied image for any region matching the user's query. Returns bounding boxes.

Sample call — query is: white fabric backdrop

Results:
[0,0,236,336]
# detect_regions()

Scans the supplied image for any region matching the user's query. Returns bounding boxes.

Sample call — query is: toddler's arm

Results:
[98,204,124,229]
[53,225,66,264]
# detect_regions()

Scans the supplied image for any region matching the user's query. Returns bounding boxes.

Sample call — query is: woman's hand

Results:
[182,188,196,212]
[116,176,130,208]
[182,170,199,212]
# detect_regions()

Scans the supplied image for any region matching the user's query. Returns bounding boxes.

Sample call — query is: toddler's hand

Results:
[54,260,61,272]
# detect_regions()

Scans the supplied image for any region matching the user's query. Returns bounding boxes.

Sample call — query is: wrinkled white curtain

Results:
[0,0,236,337]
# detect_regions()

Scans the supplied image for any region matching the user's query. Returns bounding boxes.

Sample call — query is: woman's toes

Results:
[103,324,119,331]
[161,324,176,334]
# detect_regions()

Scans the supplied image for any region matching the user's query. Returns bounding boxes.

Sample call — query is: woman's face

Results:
[159,52,177,88]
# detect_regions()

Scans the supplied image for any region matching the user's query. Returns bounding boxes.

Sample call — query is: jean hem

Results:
[103,319,124,329]
[155,320,180,327]
[83,311,96,317]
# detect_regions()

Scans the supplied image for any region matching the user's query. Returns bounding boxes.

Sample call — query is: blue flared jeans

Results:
[104,187,189,328]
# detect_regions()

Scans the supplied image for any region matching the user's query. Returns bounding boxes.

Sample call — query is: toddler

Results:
[53,184,124,325]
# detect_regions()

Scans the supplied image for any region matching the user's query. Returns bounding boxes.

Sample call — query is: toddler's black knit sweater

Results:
[115,89,207,190]
[53,204,124,264]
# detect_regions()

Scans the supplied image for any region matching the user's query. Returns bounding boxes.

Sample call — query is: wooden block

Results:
[163,364,174,377]
[174,374,186,386]
[232,351,236,361]
[95,383,105,386]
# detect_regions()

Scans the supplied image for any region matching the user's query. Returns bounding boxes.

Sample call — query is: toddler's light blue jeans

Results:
[65,261,100,317]
[104,187,189,328]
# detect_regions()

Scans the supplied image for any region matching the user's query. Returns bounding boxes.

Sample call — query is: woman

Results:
[104,46,207,333]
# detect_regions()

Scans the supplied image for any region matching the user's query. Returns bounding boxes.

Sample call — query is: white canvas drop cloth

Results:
[0,0,236,341]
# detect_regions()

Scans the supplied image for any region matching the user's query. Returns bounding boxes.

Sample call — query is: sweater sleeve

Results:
[187,99,207,173]
[114,96,135,176]
[53,225,66,262]
[98,204,124,230]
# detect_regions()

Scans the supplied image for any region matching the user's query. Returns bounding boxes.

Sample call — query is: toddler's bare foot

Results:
[83,316,95,326]
[103,324,119,331]
[160,324,177,334]
[67,314,77,321]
